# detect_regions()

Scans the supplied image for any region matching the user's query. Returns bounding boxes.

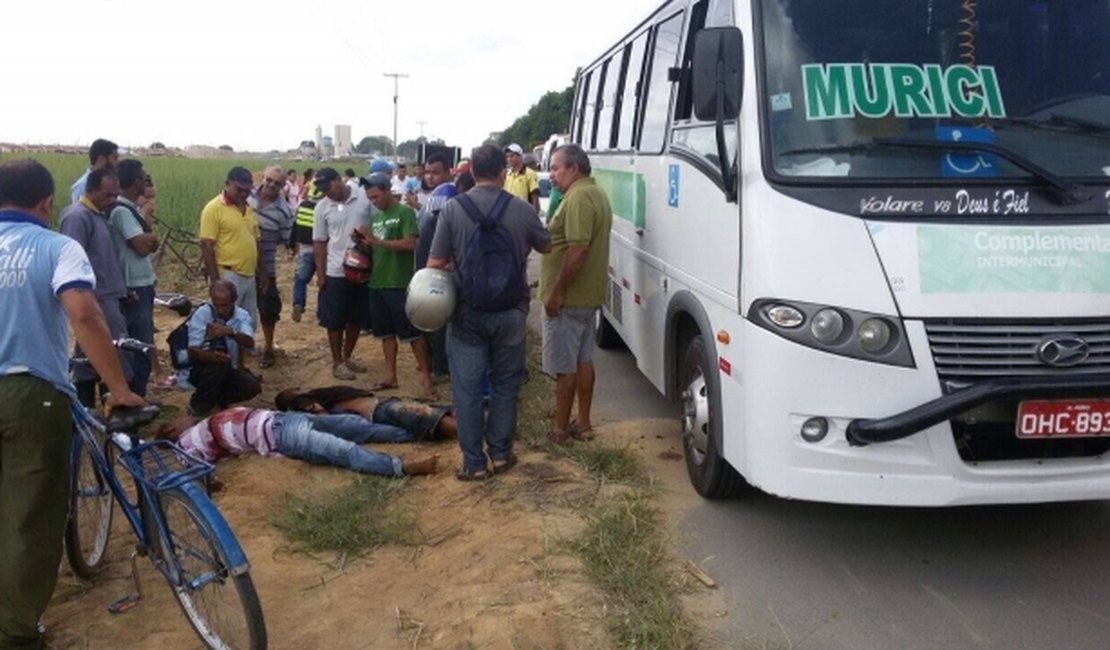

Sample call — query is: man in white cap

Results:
[503,143,540,213]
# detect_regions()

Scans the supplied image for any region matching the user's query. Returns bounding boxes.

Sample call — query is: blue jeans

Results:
[292,247,315,309]
[123,285,155,397]
[271,412,411,477]
[447,308,527,471]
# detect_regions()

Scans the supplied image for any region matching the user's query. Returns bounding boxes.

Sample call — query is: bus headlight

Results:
[811,309,845,343]
[765,304,804,328]
[748,298,915,368]
[858,319,893,354]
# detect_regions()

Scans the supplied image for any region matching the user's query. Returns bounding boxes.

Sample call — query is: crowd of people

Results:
[0,137,612,647]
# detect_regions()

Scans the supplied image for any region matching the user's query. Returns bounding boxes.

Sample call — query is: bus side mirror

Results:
[692,27,743,121]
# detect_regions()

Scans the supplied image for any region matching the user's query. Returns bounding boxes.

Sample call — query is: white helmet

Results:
[406,268,457,332]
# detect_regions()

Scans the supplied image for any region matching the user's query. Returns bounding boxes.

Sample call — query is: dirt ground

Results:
[42,253,729,649]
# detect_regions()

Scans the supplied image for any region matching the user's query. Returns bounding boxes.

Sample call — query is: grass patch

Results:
[572,494,693,649]
[560,443,642,485]
[272,475,413,556]
[517,333,555,447]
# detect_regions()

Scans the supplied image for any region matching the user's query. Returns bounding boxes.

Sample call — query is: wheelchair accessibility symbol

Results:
[936,126,997,177]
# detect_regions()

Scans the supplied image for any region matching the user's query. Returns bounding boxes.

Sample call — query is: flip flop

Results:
[370,381,399,391]
[547,429,571,444]
[456,465,489,481]
[492,452,518,475]
[569,420,596,442]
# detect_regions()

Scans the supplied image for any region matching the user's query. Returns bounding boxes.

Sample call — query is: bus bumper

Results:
[846,374,1110,446]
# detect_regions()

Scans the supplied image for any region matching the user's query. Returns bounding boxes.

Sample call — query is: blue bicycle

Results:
[65,339,267,649]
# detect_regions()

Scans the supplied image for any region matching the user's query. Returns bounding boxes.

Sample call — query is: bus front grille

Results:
[923,319,1110,392]
[923,319,1110,462]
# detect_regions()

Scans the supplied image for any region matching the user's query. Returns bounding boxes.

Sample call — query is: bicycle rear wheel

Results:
[65,434,114,578]
[157,485,266,649]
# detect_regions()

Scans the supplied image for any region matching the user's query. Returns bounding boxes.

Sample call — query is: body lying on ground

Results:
[157,406,438,477]
[274,385,457,439]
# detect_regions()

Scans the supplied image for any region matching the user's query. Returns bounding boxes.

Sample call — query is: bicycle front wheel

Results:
[157,486,266,650]
[65,434,114,578]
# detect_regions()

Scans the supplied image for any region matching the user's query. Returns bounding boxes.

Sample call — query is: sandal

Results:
[546,429,571,444]
[456,465,490,481]
[492,452,518,475]
[370,380,400,391]
[569,420,596,442]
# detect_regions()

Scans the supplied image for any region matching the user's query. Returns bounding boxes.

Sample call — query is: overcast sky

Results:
[1,0,660,153]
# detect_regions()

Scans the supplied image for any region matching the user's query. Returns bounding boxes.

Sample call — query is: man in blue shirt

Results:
[0,159,144,648]
[186,280,261,416]
[69,138,118,204]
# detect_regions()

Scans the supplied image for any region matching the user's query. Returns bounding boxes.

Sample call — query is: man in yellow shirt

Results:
[503,143,540,213]
[199,166,265,326]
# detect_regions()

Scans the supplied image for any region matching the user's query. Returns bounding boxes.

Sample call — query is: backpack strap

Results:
[113,200,151,234]
[456,191,513,226]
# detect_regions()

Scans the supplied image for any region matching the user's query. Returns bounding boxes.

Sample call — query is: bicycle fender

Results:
[175,482,251,576]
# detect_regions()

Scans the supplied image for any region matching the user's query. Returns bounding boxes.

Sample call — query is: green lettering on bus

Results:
[802,64,853,120]
[849,64,892,118]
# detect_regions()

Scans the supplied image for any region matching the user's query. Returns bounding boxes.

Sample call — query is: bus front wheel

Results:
[680,335,747,498]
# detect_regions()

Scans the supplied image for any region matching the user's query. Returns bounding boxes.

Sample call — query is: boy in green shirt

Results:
[355,173,436,398]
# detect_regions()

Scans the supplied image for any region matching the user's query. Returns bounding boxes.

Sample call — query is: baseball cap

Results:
[504,143,524,155]
[368,158,394,174]
[358,172,392,189]
[226,166,253,186]
[314,167,340,188]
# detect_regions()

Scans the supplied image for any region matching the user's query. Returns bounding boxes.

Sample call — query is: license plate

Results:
[1015,399,1110,438]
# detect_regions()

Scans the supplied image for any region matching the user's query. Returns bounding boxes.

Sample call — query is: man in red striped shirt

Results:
[158,407,437,477]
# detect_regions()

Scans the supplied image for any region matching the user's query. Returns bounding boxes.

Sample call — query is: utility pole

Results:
[416,120,428,139]
[383,72,409,162]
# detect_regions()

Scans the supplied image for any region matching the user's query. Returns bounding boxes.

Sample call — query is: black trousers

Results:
[188,361,261,416]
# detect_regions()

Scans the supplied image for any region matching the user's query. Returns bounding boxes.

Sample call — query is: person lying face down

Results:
[156,406,437,477]
[274,385,457,440]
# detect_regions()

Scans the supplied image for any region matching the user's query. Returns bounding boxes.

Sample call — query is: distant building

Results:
[315,125,323,151]
[321,135,334,159]
[334,125,352,158]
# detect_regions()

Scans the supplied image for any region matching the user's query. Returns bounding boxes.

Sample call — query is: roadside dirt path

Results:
[43,253,728,649]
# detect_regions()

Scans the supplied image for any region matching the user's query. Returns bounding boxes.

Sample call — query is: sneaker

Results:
[292,305,304,323]
[333,363,356,380]
[344,357,368,373]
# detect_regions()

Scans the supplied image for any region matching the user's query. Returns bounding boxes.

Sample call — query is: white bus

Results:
[573,0,1110,505]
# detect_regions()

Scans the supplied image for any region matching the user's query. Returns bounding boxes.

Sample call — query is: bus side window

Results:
[576,70,594,147]
[617,31,649,150]
[672,0,709,122]
[639,12,685,153]
[594,58,619,151]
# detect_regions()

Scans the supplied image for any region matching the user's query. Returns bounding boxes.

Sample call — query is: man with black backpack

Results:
[428,145,551,480]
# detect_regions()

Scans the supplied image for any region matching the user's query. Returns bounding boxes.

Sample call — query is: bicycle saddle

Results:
[107,404,161,433]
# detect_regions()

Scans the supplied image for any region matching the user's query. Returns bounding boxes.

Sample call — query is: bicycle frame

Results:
[70,404,251,584]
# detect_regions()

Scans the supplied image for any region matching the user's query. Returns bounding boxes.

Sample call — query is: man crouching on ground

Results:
[157,406,438,477]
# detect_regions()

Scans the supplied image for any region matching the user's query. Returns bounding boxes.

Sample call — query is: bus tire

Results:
[595,310,622,349]
[680,334,748,498]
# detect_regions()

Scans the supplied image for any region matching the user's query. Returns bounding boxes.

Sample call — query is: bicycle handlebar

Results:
[71,338,155,367]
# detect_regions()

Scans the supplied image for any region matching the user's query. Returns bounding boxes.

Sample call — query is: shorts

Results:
[318,276,370,331]
[258,276,282,325]
[542,306,599,375]
[220,269,257,327]
[368,288,420,342]
[372,398,450,441]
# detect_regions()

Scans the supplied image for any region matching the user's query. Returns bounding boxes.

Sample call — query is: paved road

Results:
[592,343,1110,650]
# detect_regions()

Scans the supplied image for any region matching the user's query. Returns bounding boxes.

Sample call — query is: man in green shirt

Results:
[540,145,612,443]
[355,173,436,398]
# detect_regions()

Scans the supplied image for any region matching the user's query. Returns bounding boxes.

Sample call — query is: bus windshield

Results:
[759,0,1110,181]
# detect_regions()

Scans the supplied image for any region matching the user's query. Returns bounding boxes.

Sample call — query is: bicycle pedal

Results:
[107,593,141,615]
